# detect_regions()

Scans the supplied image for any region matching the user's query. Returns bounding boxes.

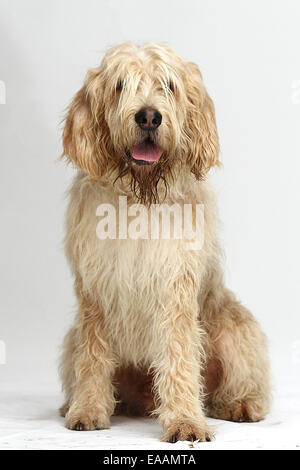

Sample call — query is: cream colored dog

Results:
[59,42,271,442]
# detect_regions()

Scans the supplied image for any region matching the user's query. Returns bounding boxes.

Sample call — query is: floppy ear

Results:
[184,62,220,178]
[62,70,111,179]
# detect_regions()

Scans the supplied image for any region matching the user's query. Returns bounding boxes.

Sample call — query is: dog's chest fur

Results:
[65,171,218,365]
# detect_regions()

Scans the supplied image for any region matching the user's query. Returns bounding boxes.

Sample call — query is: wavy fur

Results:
[59,43,271,442]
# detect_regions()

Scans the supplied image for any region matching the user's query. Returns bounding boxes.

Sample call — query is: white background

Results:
[0,0,300,450]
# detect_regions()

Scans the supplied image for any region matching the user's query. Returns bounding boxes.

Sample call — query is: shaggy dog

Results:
[59,42,271,442]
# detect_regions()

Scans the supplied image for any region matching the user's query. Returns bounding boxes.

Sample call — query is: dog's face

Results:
[62,43,219,203]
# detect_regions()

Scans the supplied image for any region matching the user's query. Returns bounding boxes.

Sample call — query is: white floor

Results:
[0,373,299,450]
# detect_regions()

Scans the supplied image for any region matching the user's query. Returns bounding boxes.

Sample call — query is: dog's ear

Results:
[61,69,111,179]
[184,62,220,178]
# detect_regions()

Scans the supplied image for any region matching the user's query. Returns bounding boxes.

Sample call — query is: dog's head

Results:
[62,42,220,203]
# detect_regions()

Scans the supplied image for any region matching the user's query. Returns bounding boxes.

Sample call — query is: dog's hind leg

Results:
[202,275,271,422]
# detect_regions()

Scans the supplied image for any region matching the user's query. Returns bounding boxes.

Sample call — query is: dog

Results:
[59,42,271,442]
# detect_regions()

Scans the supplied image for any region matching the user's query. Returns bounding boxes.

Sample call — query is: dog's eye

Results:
[116,80,124,92]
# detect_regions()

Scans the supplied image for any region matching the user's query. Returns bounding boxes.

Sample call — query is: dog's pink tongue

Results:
[132,140,163,162]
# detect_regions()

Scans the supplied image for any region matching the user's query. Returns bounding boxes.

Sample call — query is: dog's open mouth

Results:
[130,138,163,165]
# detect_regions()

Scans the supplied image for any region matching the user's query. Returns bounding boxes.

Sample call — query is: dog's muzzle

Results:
[130,107,163,165]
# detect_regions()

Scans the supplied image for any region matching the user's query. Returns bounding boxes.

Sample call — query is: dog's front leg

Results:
[153,290,213,443]
[64,286,115,431]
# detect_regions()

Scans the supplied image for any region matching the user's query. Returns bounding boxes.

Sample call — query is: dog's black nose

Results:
[135,107,162,131]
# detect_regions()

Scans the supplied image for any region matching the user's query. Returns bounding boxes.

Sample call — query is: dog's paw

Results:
[162,419,214,443]
[65,407,110,431]
[208,400,266,423]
